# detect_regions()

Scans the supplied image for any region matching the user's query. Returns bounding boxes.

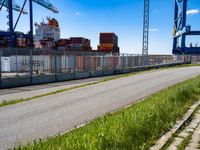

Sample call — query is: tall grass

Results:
[16,76,200,150]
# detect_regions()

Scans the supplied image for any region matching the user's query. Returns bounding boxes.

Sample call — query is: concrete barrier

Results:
[1,76,30,88]
[56,73,74,82]
[114,69,123,75]
[75,72,90,79]
[90,71,104,77]
[103,70,114,76]
[32,75,56,85]
[0,62,189,89]
[123,68,131,74]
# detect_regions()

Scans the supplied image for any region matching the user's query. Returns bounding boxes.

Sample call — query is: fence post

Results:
[103,55,105,75]
[0,49,2,88]
[123,54,125,71]
[96,52,98,73]
[54,50,57,81]
[190,55,192,64]
[89,53,92,76]
[30,48,33,84]
[131,54,133,71]
[15,49,19,77]
[64,49,67,73]
[73,53,76,79]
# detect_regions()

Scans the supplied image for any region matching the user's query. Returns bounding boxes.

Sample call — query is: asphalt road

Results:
[0,76,117,103]
[0,76,119,96]
[0,66,200,149]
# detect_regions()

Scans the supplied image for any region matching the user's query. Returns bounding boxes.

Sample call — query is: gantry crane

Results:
[142,0,149,56]
[0,0,27,14]
[142,0,150,65]
[173,0,200,54]
[142,0,199,55]
[0,0,58,48]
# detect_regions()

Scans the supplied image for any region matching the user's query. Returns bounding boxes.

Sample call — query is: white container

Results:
[61,55,75,70]
[10,56,23,72]
[1,57,11,72]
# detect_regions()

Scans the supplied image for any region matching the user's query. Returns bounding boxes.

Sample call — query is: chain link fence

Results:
[191,55,200,64]
[0,48,193,88]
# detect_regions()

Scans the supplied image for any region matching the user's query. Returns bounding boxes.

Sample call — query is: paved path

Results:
[185,121,200,150]
[166,108,200,150]
[0,67,200,149]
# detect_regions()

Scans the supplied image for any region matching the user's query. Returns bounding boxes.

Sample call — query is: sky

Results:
[0,0,200,54]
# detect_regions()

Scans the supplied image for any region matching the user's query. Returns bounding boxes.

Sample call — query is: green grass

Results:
[198,140,200,149]
[15,75,200,150]
[161,134,177,150]
[177,132,193,150]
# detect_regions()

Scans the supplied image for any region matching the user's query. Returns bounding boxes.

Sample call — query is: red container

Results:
[99,33,118,45]
[70,37,84,44]
[69,37,91,51]
[76,56,84,71]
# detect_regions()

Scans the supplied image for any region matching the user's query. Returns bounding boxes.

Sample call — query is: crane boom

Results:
[0,0,27,14]
[32,0,58,13]
[0,0,58,14]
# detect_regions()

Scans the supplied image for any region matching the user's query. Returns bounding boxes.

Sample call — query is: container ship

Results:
[34,17,60,48]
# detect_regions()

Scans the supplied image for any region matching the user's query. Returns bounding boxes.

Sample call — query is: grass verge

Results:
[16,75,200,150]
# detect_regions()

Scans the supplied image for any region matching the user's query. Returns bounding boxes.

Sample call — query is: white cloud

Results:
[75,12,80,16]
[149,28,159,32]
[187,9,200,15]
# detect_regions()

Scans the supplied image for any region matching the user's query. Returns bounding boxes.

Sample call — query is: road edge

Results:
[150,99,200,150]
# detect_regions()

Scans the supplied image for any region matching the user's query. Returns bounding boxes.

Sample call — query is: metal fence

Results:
[0,48,194,88]
[191,55,200,64]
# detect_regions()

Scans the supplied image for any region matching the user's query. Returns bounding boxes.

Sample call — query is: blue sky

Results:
[0,0,199,54]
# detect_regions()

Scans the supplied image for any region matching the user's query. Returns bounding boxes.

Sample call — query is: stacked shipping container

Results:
[56,33,120,53]
[70,37,92,51]
[98,33,120,53]
[56,37,92,51]
[0,37,9,48]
